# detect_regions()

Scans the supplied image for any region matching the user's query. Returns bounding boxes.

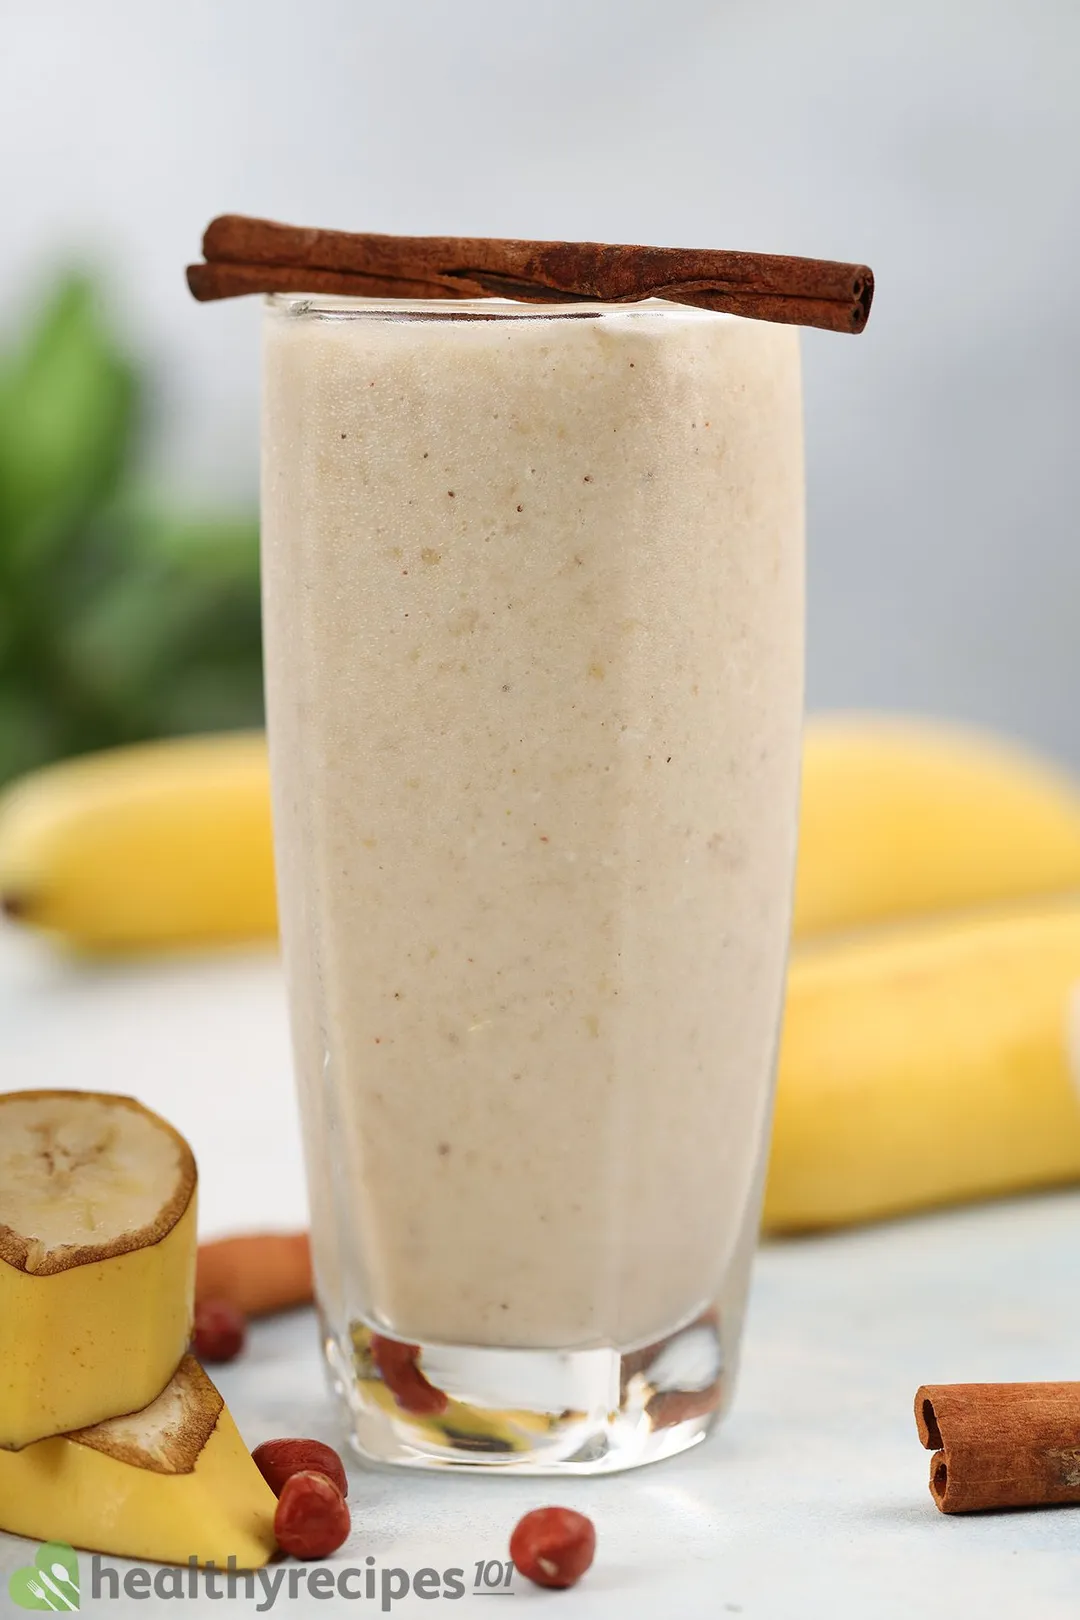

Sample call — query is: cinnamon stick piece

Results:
[187,215,874,334]
[195,1231,313,1318]
[915,1383,1080,1512]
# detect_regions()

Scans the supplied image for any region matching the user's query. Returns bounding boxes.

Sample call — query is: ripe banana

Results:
[794,714,1080,937]
[0,1091,196,1449]
[0,1356,277,1568]
[0,732,275,951]
[763,898,1080,1231]
[4,716,1080,951]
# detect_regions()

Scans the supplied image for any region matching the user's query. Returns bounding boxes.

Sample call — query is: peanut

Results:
[252,1438,348,1499]
[510,1506,596,1590]
[370,1335,448,1416]
[192,1298,246,1363]
[274,1470,351,1560]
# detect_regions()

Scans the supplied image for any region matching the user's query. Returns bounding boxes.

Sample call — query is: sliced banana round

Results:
[0,1090,197,1449]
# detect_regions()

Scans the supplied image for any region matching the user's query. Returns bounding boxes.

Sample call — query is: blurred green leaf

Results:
[147,511,260,585]
[60,516,261,722]
[0,686,67,782]
[154,657,267,735]
[0,274,137,580]
[0,268,263,788]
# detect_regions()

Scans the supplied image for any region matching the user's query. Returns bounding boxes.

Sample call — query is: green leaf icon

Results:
[8,1541,80,1609]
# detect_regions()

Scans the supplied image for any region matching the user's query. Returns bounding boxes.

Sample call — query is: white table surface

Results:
[3,920,1080,1619]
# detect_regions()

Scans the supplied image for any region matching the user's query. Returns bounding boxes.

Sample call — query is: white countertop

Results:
[3,921,1080,1619]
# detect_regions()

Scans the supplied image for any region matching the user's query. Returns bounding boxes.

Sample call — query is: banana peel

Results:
[0,732,275,951]
[795,715,1080,937]
[764,898,1080,1231]
[0,1091,197,1449]
[4,717,1080,952]
[0,1358,276,1568]
[5,722,1080,1237]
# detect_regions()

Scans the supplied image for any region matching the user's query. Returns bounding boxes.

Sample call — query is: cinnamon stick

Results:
[195,1231,313,1318]
[187,215,874,334]
[916,1383,1080,1512]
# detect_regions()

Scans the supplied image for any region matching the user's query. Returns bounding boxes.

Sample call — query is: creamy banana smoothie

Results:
[261,297,804,1470]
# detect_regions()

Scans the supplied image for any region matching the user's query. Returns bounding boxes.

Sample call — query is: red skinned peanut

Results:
[252,1438,348,1499]
[510,1506,596,1589]
[370,1335,448,1415]
[192,1298,246,1363]
[274,1470,351,1559]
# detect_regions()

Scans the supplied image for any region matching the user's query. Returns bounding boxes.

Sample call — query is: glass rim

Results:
[263,293,729,324]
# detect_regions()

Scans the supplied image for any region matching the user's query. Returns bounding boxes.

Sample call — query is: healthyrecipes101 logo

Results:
[8,1542,80,1610]
[8,1543,519,1610]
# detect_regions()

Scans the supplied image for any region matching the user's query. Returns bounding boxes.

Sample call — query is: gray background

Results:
[3,0,1078,760]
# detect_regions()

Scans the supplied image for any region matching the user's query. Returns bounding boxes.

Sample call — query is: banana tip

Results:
[1,892,28,921]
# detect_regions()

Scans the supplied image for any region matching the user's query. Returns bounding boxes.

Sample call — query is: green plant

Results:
[0,272,263,786]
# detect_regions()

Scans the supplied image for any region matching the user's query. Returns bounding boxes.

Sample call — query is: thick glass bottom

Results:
[323,1307,727,1474]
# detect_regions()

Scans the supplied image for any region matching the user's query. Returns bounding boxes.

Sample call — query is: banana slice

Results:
[0,1356,277,1567]
[0,1090,197,1449]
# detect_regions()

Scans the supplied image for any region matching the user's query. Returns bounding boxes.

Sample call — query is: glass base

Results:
[323,1308,727,1474]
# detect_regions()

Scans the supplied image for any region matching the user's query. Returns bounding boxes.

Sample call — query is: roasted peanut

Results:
[252,1437,348,1499]
[370,1335,448,1416]
[274,1470,351,1559]
[510,1506,596,1589]
[192,1298,246,1363]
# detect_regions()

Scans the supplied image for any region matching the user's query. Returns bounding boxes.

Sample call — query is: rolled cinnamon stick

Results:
[195,1231,313,1318]
[187,214,874,334]
[916,1383,1080,1512]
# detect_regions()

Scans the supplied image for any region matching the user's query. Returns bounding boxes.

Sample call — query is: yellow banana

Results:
[0,1090,197,1450]
[0,1088,276,1566]
[794,714,1080,937]
[0,732,276,950]
[5,726,1080,1235]
[764,898,1080,1231]
[4,715,1080,952]
[0,1357,276,1568]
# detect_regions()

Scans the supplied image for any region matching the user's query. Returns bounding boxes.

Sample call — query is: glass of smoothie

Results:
[261,295,804,1473]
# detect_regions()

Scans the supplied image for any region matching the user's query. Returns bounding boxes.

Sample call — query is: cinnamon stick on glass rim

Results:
[186,215,874,334]
[916,1383,1080,1513]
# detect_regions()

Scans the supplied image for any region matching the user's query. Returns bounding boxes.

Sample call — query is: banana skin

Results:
[5,721,1080,1233]
[0,1360,277,1568]
[0,1091,198,1449]
[4,718,1080,950]
[0,732,275,951]
[765,899,1080,1231]
[795,715,1080,937]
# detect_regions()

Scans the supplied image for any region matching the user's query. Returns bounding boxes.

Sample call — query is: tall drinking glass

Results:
[261,296,804,1473]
